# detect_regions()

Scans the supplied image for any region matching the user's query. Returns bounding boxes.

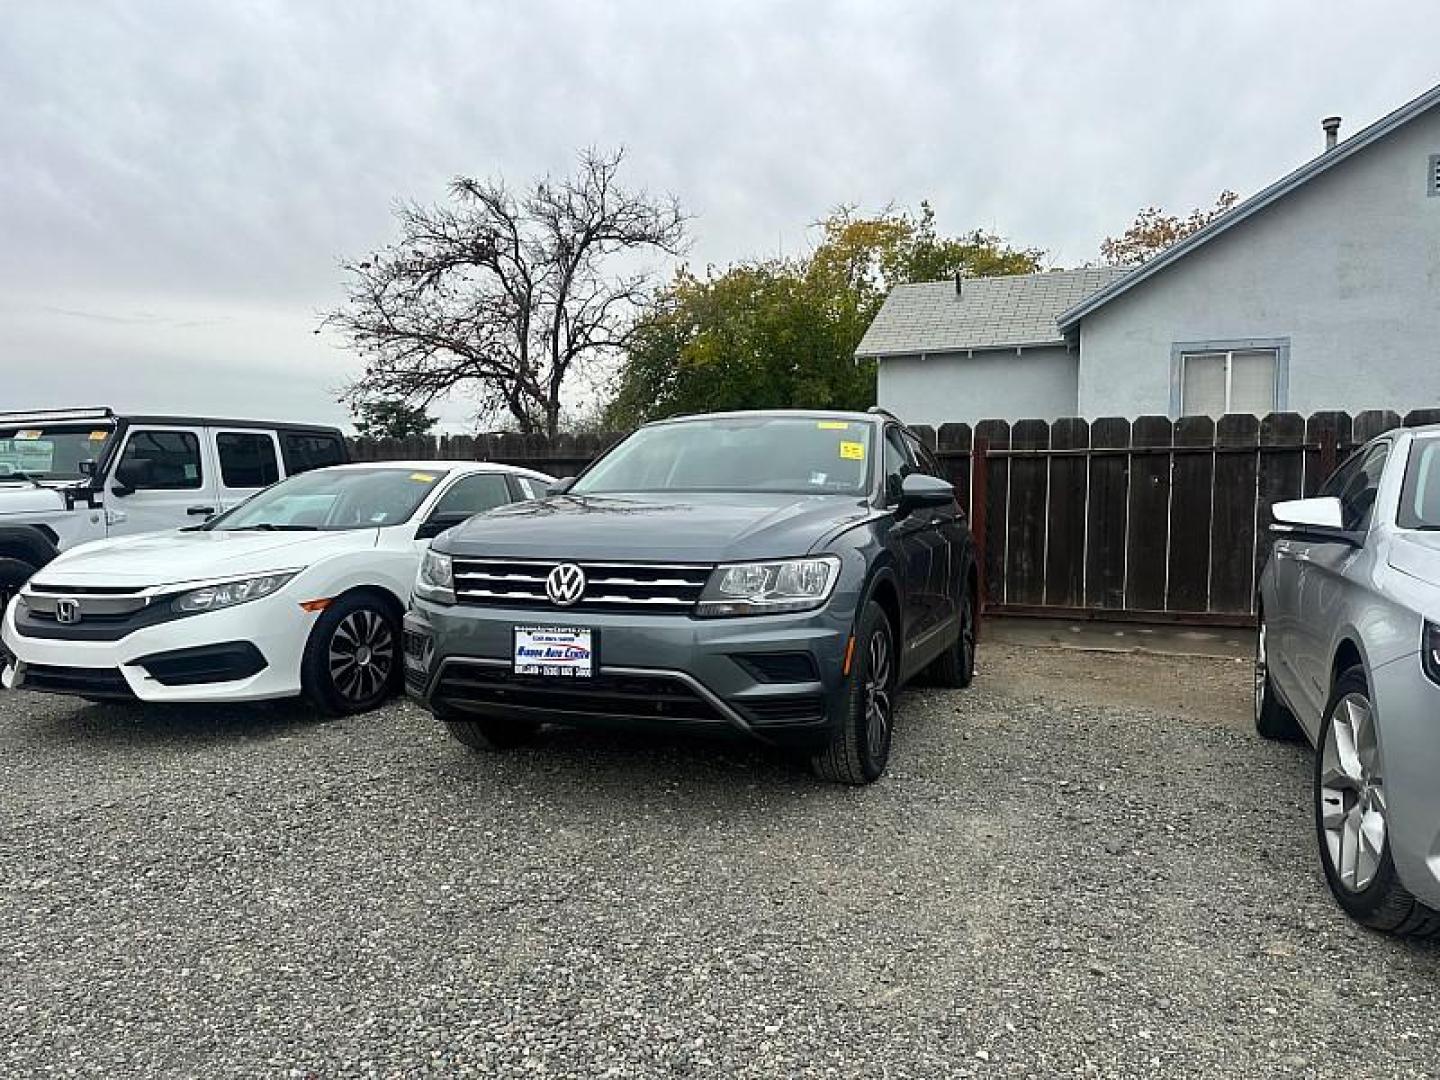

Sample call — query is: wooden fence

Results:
[922,409,1440,625]
[351,408,1440,625]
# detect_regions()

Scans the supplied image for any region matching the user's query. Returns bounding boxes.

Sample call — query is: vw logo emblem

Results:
[545,563,587,607]
[54,598,81,625]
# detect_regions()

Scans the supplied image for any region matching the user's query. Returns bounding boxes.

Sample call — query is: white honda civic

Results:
[0,460,553,714]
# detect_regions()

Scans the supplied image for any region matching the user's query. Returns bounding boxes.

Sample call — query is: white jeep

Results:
[0,408,348,610]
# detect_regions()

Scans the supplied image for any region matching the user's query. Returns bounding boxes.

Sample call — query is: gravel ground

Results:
[1,644,1437,1079]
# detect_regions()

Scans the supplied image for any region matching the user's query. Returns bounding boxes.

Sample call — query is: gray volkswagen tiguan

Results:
[404,409,977,784]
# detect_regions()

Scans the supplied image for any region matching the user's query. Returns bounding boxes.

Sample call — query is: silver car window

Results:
[1332,443,1389,532]
[1398,438,1440,530]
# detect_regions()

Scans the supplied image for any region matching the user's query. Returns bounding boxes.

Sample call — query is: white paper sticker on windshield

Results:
[14,429,41,440]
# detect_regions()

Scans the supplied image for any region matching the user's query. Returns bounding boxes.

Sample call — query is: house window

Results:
[1178,348,1279,417]
[1429,154,1440,197]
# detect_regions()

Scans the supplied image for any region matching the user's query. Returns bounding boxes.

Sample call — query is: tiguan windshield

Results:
[0,424,115,481]
[571,416,874,496]
[208,467,449,532]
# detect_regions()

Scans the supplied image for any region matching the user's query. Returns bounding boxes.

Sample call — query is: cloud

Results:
[1,0,1437,429]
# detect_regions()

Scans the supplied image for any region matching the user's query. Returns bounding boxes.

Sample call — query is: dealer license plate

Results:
[513,626,594,678]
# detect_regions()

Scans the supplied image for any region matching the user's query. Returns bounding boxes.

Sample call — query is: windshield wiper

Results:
[228,523,320,532]
[0,470,43,489]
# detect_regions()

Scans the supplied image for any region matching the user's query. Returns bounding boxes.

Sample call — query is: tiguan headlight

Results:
[415,550,455,604]
[696,556,841,617]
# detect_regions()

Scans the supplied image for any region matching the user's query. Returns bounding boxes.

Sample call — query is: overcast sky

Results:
[2,1,1437,432]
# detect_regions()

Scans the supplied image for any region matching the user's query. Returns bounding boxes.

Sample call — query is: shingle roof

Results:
[854,267,1130,359]
[1057,81,1440,331]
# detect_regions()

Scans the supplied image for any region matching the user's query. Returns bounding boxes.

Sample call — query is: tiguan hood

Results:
[438,492,875,562]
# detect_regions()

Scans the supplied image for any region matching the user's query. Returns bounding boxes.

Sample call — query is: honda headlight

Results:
[415,550,455,604]
[696,556,841,617]
[172,572,297,613]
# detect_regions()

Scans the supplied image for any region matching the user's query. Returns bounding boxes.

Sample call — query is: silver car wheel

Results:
[328,608,395,704]
[864,628,892,761]
[1254,619,1268,721]
[1319,692,1387,894]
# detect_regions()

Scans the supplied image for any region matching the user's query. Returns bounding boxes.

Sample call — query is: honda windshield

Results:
[208,467,449,532]
[571,416,874,496]
[0,424,115,481]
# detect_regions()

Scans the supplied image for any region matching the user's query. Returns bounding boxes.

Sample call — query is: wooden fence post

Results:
[972,437,989,616]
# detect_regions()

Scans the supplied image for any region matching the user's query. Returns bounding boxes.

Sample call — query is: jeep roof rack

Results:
[0,407,115,425]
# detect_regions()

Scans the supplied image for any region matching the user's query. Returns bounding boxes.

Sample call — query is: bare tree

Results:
[329,149,687,435]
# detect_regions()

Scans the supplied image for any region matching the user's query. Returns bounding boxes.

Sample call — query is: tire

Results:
[0,556,37,671]
[811,601,896,785]
[1254,613,1301,740]
[439,708,539,752]
[1314,666,1440,937]
[301,592,402,716]
[926,581,977,689]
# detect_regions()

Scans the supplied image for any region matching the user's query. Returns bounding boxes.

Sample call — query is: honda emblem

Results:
[54,598,81,625]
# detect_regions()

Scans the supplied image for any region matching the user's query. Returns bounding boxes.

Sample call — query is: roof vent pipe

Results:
[1322,115,1342,151]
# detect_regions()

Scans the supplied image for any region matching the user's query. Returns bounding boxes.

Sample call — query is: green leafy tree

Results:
[604,204,1044,427]
[351,399,436,441]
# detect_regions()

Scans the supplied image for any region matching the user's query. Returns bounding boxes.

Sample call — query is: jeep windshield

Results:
[0,423,114,481]
[207,467,449,532]
[571,416,874,496]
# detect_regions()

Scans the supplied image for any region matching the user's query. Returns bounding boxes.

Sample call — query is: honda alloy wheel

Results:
[303,593,402,716]
[328,608,396,708]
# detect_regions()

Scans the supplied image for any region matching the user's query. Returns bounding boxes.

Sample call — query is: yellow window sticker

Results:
[409,472,437,483]
[839,440,865,461]
[817,421,849,430]
[14,429,41,440]
[89,430,109,441]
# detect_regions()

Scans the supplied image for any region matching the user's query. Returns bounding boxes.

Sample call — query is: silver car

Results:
[1257,425,1440,937]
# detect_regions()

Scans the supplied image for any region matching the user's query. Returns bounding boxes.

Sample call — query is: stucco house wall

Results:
[1076,105,1440,418]
[877,346,1077,427]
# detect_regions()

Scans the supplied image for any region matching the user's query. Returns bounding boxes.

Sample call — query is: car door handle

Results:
[187,505,216,516]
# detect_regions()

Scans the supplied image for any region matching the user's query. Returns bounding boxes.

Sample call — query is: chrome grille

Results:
[22,591,151,620]
[451,558,712,614]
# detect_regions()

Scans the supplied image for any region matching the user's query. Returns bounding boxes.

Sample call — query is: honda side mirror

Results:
[547,476,576,496]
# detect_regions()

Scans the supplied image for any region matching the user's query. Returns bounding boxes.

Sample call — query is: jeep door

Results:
[107,425,216,535]
[210,428,285,515]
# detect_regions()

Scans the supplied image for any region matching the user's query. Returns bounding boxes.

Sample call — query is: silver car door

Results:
[1292,442,1390,721]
